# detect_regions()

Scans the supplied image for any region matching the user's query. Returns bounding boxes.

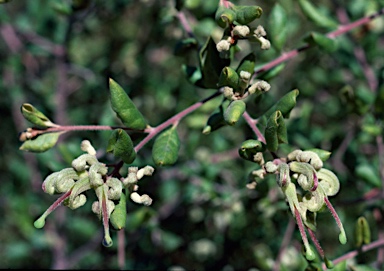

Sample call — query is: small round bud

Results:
[140,194,153,206]
[233,25,250,38]
[216,39,231,52]
[136,165,155,180]
[81,140,97,156]
[254,25,267,37]
[130,192,142,204]
[239,71,251,81]
[265,161,278,173]
[106,177,123,200]
[259,37,271,50]
[223,86,234,100]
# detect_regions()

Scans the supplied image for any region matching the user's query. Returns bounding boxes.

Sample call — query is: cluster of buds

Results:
[215,1,271,56]
[34,140,155,247]
[259,149,346,266]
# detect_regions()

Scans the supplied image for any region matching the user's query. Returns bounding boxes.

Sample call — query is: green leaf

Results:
[21,103,56,128]
[265,111,286,152]
[19,132,61,152]
[269,4,288,51]
[232,5,263,25]
[304,32,337,53]
[306,148,331,162]
[218,66,240,89]
[197,37,230,89]
[256,63,285,81]
[224,100,246,126]
[263,89,299,120]
[355,164,381,187]
[152,126,180,166]
[109,78,147,130]
[215,5,236,28]
[107,129,136,164]
[110,192,127,230]
[202,108,227,134]
[238,139,266,161]
[236,53,256,75]
[298,0,338,29]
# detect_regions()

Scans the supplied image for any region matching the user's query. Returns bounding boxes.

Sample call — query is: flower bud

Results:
[233,25,250,37]
[72,154,98,172]
[106,177,122,200]
[81,140,96,156]
[136,165,155,180]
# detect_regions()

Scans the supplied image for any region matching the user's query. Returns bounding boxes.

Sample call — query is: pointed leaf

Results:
[304,32,337,52]
[236,53,256,75]
[267,89,299,119]
[152,126,180,166]
[109,78,147,130]
[110,192,127,230]
[256,63,285,81]
[202,109,227,134]
[265,111,286,152]
[198,37,230,89]
[19,132,61,152]
[269,4,288,51]
[107,129,136,164]
[21,103,56,128]
[298,0,338,29]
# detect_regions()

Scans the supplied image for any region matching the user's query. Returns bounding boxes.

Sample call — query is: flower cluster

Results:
[260,149,347,265]
[34,140,154,247]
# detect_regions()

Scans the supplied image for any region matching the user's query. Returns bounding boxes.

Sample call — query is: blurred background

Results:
[1,0,384,269]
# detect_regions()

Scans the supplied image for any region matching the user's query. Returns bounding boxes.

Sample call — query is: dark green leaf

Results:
[261,89,299,121]
[107,129,136,164]
[21,103,56,128]
[232,5,263,25]
[265,111,286,152]
[197,37,230,89]
[215,5,236,28]
[238,139,265,161]
[236,53,255,75]
[256,63,285,81]
[19,132,61,152]
[269,4,288,51]
[109,78,147,130]
[355,164,381,187]
[152,126,180,166]
[174,38,198,56]
[202,108,227,134]
[298,0,338,29]
[304,32,338,52]
[218,66,239,89]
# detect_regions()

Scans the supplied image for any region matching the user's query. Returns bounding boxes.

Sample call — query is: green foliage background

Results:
[1,0,384,269]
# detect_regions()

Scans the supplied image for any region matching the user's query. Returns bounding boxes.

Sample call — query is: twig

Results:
[324,238,384,269]
[254,7,384,77]
[134,90,222,152]
[242,111,266,143]
[335,8,378,92]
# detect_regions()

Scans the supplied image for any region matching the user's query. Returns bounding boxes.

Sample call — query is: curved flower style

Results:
[264,149,346,265]
[34,140,155,247]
